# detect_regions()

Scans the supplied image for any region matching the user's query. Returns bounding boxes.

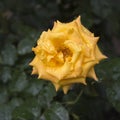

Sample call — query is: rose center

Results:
[42,46,72,67]
[60,47,72,61]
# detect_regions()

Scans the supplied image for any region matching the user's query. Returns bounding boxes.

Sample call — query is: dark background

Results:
[0,0,120,120]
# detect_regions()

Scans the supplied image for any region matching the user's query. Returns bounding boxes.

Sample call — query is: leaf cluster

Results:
[0,0,120,120]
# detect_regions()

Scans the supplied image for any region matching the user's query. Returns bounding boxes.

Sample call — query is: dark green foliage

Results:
[0,0,120,120]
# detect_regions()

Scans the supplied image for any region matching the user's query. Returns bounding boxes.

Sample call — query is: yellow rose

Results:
[30,16,107,94]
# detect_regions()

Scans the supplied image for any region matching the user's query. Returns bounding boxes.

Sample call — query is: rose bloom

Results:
[30,16,107,94]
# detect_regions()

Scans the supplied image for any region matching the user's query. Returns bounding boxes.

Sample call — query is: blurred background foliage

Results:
[0,0,120,120]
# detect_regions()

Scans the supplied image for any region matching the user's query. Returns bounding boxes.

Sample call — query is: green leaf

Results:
[17,36,35,55]
[24,98,41,118]
[26,79,45,96]
[1,43,17,66]
[9,72,28,93]
[0,66,11,83]
[12,106,34,120]
[43,83,56,102]
[0,88,8,104]
[15,72,28,92]
[10,98,23,109]
[96,58,120,112]
[0,104,12,120]
[106,81,120,112]
[12,97,41,120]
[41,102,69,120]
[38,83,56,108]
